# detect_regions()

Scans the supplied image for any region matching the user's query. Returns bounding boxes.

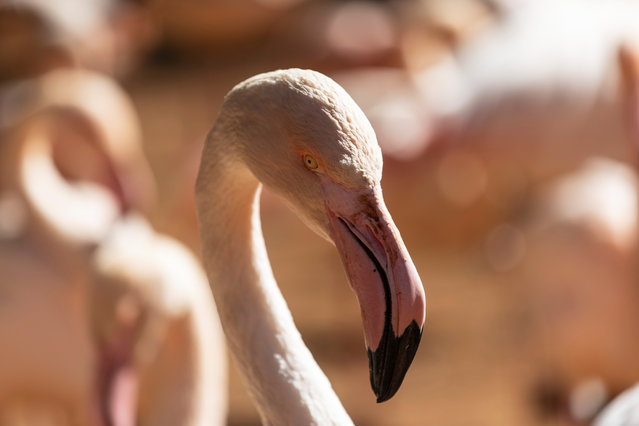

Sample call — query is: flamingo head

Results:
[222,68,426,402]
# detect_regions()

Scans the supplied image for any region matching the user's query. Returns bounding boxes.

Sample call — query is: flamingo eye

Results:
[303,154,318,170]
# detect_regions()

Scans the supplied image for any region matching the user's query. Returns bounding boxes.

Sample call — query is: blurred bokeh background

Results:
[2,0,639,424]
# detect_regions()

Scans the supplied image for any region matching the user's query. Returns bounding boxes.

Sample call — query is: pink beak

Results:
[322,180,426,402]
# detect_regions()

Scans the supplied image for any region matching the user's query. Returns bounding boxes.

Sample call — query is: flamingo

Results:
[518,157,639,420]
[0,70,226,425]
[195,68,426,424]
[513,42,639,423]
[591,39,639,426]
[0,69,156,213]
[90,213,227,426]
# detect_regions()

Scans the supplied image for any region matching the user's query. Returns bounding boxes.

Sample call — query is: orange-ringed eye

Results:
[303,154,318,170]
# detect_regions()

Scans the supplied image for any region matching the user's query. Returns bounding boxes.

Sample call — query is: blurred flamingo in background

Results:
[0,69,226,425]
[506,42,639,425]
[516,157,639,423]
[409,0,639,168]
[195,69,426,424]
[590,40,639,426]
[0,69,156,214]
[334,0,639,164]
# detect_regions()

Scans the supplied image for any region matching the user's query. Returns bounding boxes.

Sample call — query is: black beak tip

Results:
[367,320,423,403]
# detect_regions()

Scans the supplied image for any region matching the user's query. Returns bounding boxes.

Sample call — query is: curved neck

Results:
[196,131,352,425]
[3,119,119,248]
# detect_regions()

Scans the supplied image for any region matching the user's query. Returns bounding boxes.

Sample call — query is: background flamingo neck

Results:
[196,135,353,426]
[3,117,120,249]
[21,136,118,242]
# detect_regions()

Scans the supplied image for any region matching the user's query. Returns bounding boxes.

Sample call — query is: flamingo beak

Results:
[323,181,426,402]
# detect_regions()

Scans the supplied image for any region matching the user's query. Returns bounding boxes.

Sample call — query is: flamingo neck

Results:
[13,124,119,247]
[196,133,353,426]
